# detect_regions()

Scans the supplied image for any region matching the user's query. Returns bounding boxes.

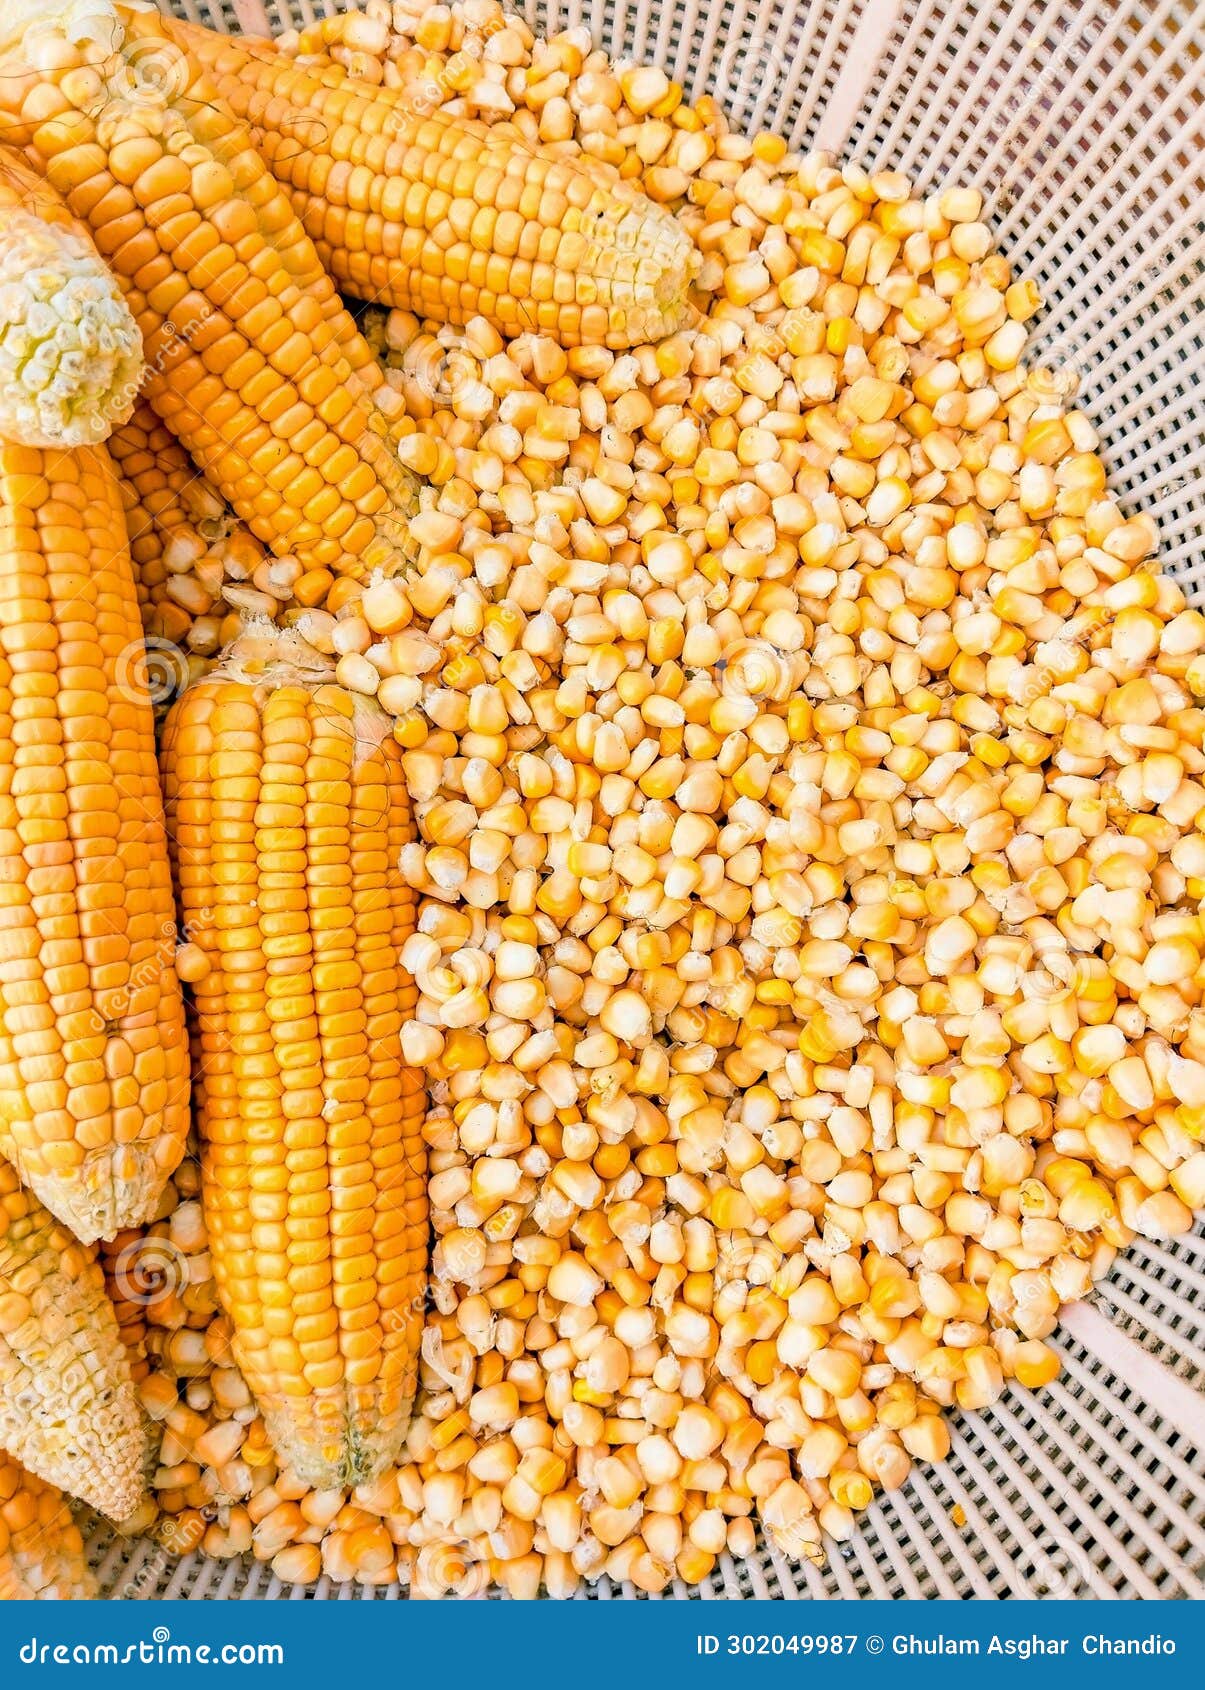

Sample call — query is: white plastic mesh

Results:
[84,0,1205,1600]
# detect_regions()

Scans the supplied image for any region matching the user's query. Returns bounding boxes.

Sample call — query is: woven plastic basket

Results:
[89,0,1205,1601]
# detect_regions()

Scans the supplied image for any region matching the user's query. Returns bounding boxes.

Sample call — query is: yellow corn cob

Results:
[161,15,700,348]
[0,1450,98,1599]
[107,398,269,681]
[0,1156,145,1519]
[0,146,142,447]
[99,1230,152,1386]
[0,439,190,1241]
[0,3,418,602]
[160,629,427,1487]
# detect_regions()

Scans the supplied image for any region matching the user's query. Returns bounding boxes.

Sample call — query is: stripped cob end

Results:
[258,1384,419,1493]
[0,1141,185,1254]
[573,184,701,348]
[0,150,142,446]
[0,1450,98,1600]
[0,1160,146,1520]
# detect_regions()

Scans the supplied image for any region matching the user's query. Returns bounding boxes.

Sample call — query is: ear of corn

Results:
[0,439,190,1242]
[0,1449,98,1599]
[160,629,427,1488]
[0,2,418,603]
[160,15,700,349]
[0,145,142,447]
[107,398,272,683]
[0,1155,145,1520]
[98,1230,152,1387]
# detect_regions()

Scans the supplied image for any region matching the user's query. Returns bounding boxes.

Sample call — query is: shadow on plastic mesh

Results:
[985,9,1111,209]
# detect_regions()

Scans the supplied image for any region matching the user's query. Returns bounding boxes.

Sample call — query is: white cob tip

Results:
[0,207,143,447]
[0,0,124,59]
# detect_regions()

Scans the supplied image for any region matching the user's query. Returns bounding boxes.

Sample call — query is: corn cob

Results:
[0,146,142,447]
[160,15,700,349]
[0,1450,98,1599]
[99,1230,153,1386]
[107,399,275,683]
[0,1155,145,1519]
[0,439,190,1241]
[0,3,418,603]
[160,629,427,1488]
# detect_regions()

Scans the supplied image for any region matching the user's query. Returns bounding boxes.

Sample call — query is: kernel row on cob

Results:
[0,1451,98,1600]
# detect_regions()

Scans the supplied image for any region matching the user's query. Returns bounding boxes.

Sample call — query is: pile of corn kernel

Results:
[107,0,1205,1598]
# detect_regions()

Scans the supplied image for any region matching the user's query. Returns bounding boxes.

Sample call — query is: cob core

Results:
[0,147,142,448]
